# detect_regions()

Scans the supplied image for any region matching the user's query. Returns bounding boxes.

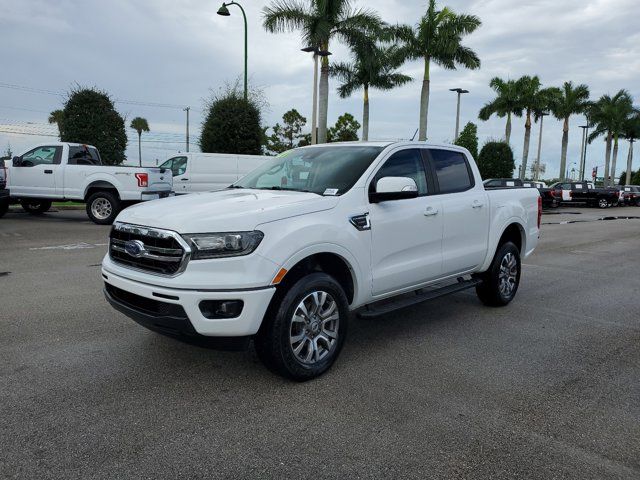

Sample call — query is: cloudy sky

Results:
[1,0,638,179]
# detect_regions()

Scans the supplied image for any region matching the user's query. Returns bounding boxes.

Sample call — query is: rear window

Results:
[68,146,101,165]
[427,149,473,194]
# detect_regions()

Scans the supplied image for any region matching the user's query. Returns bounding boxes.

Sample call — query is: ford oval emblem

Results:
[124,240,146,258]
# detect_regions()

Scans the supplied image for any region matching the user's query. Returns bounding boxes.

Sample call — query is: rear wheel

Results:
[20,199,52,215]
[86,191,120,225]
[254,272,349,381]
[475,242,521,307]
[597,198,609,209]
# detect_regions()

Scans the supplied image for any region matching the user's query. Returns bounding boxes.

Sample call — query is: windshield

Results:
[233,145,384,195]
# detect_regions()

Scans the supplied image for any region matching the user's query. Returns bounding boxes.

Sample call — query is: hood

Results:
[116,189,339,233]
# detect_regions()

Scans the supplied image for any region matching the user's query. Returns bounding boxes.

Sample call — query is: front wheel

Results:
[86,191,120,225]
[254,272,349,381]
[20,199,52,215]
[475,242,521,307]
[597,198,609,209]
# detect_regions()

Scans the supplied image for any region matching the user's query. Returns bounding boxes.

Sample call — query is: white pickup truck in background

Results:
[103,141,541,380]
[6,142,173,224]
[159,152,269,194]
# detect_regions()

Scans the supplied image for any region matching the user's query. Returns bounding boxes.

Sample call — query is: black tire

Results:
[254,272,349,381]
[0,200,8,218]
[86,191,120,225]
[20,199,52,215]
[475,241,521,307]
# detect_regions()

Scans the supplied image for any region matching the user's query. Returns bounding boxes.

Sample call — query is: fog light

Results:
[199,300,244,319]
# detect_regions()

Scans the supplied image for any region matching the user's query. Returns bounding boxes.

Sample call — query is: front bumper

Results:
[102,268,276,337]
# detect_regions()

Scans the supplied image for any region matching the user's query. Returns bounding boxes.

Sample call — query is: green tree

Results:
[512,75,556,179]
[331,44,411,141]
[397,0,481,141]
[129,117,150,166]
[200,87,263,155]
[263,0,382,144]
[454,122,478,159]
[266,109,307,154]
[587,90,634,186]
[548,81,590,180]
[621,112,640,185]
[61,88,127,165]
[478,78,522,145]
[477,141,515,179]
[632,170,640,186]
[48,109,65,139]
[328,113,360,142]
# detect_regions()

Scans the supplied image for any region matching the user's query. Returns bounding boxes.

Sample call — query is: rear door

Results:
[561,182,572,201]
[9,145,63,197]
[425,148,489,276]
[64,145,103,198]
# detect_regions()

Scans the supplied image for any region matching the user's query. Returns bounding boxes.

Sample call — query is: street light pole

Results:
[534,112,548,181]
[184,106,190,152]
[449,88,469,141]
[218,2,248,100]
[302,47,331,145]
[579,125,589,181]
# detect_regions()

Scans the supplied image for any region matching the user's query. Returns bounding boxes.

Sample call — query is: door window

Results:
[68,146,102,165]
[20,146,62,166]
[160,156,188,177]
[427,149,473,193]
[372,149,428,195]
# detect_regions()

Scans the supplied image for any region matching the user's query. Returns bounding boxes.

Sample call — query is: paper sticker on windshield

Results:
[323,188,339,196]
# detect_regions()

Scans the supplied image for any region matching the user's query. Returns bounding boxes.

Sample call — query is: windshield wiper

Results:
[227,185,245,189]
[257,186,319,195]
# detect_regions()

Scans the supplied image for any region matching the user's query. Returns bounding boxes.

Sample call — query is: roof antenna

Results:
[410,128,418,141]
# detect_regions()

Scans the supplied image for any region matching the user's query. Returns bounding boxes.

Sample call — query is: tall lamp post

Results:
[579,124,589,181]
[449,88,469,141]
[534,112,548,181]
[301,47,331,145]
[217,2,248,100]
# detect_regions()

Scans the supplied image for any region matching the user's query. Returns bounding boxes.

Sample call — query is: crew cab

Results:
[549,181,618,208]
[102,142,540,380]
[6,143,173,224]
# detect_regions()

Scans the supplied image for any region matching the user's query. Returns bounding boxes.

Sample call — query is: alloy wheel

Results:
[289,291,339,365]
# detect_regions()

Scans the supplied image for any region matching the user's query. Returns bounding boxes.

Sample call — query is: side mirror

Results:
[369,176,419,203]
[12,156,22,167]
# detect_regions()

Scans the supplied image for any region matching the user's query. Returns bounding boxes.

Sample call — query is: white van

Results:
[160,153,269,194]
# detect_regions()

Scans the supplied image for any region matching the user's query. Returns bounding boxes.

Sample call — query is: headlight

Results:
[182,231,264,259]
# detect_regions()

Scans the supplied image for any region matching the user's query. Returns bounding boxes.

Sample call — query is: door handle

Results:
[44,170,53,174]
[424,206,439,216]
[472,200,484,208]
[181,178,189,181]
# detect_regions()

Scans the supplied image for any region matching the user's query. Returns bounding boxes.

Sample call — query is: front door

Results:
[162,156,189,194]
[369,148,443,297]
[9,145,62,197]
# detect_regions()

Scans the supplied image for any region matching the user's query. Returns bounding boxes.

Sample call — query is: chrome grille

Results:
[109,222,190,276]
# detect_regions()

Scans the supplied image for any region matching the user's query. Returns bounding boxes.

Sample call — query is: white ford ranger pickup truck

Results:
[102,142,540,380]
[6,142,173,224]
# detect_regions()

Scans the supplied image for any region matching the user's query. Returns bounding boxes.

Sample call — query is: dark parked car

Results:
[484,178,557,208]
[621,186,640,206]
[0,158,8,218]
[549,181,618,208]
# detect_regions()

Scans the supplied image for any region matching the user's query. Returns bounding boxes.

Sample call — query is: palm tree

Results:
[478,78,520,144]
[547,82,590,180]
[397,0,481,141]
[263,0,382,144]
[621,112,640,185]
[48,109,64,139]
[588,91,633,186]
[130,117,150,166]
[331,44,411,140]
[512,76,556,179]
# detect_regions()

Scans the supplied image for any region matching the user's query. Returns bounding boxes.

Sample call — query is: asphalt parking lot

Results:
[1,206,639,479]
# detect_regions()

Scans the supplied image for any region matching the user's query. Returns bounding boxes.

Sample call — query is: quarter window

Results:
[372,149,428,195]
[427,149,473,193]
[68,146,102,165]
